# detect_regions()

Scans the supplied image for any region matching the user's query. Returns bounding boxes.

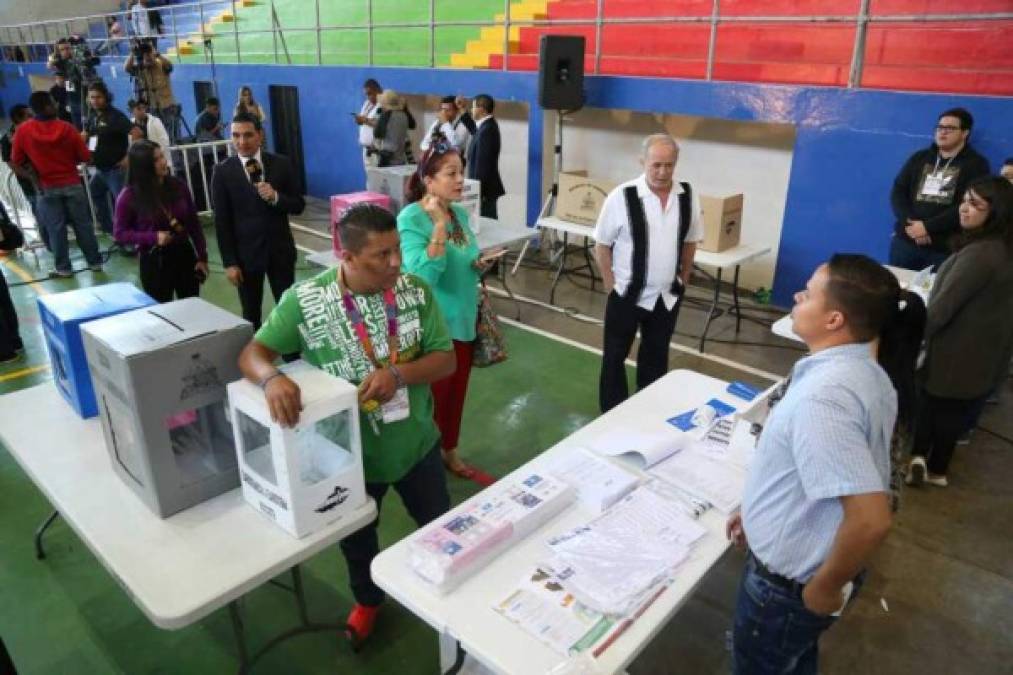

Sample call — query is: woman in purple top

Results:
[114,140,209,302]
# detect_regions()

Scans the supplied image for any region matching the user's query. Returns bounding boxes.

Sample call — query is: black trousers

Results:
[138,242,200,303]
[340,443,450,606]
[0,271,20,357]
[480,196,499,220]
[599,291,681,413]
[912,388,985,476]
[237,254,295,329]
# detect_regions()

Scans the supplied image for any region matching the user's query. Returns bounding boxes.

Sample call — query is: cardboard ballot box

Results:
[366,164,417,214]
[330,192,392,254]
[37,283,156,418]
[82,298,253,518]
[699,194,743,253]
[227,361,366,538]
[459,178,482,232]
[556,171,616,227]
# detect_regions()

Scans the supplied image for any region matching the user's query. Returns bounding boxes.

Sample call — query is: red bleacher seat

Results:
[485,0,1012,95]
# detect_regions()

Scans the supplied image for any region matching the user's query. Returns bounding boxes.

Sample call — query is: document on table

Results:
[542,487,706,615]
[545,447,641,513]
[494,567,619,657]
[692,417,757,472]
[586,427,688,469]
[648,448,746,514]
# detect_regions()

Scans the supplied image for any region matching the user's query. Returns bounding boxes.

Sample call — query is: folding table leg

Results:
[34,510,60,560]
[439,632,466,675]
[228,601,250,672]
[494,264,522,320]
[732,265,742,333]
[699,268,723,353]
[549,233,569,305]
[290,565,310,626]
[582,238,597,291]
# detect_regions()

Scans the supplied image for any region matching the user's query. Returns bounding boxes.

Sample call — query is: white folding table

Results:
[372,369,742,675]
[0,383,377,672]
[693,244,772,352]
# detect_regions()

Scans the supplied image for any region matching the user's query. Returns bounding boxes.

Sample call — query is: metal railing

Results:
[0,0,1009,89]
[0,138,233,266]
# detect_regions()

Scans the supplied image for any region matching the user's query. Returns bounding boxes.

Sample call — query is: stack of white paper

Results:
[546,447,641,513]
[541,487,706,615]
[408,473,574,593]
[649,448,746,514]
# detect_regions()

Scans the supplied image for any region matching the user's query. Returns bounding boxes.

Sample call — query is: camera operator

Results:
[47,37,101,130]
[125,42,180,144]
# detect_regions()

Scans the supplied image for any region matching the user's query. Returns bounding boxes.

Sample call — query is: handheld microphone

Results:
[245,158,263,184]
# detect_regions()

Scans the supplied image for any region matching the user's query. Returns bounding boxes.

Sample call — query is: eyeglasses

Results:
[430,140,452,155]
[935,125,962,133]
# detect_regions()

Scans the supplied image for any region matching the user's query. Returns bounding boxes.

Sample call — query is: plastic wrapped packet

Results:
[409,473,574,593]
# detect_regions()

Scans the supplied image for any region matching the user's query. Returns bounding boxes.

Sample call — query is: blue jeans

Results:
[732,555,861,675]
[37,185,102,272]
[888,235,948,272]
[89,167,126,234]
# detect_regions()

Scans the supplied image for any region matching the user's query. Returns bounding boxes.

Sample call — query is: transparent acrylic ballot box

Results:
[227,361,367,538]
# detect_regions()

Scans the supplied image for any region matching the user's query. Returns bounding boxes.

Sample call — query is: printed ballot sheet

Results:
[543,487,706,615]
[494,568,618,657]
[648,447,746,514]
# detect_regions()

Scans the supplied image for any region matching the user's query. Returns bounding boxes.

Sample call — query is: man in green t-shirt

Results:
[238,203,456,645]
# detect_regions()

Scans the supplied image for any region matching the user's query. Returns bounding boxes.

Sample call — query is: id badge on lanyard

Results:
[921,172,947,197]
[340,274,409,429]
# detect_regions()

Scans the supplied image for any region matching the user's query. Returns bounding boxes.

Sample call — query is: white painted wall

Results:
[545,108,796,291]
[403,94,528,229]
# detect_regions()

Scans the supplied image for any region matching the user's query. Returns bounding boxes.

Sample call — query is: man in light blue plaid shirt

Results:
[726,255,923,674]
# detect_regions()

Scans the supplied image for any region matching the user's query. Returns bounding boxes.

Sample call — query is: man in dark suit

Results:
[212,112,305,328]
[466,94,505,219]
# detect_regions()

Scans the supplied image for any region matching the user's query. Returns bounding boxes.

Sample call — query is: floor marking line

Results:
[491,289,784,382]
[0,257,51,295]
[0,364,49,382]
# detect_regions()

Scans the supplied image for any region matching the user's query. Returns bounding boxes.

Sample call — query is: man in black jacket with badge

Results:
[212,112,305,328]
[83,81,131,236]
[888,107,990,271]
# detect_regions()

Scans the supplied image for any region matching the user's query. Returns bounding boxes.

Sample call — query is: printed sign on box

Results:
[555,171,616,226]
[699,194,743,253]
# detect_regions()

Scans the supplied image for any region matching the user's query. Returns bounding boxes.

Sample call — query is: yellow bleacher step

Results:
[480,25,520,42]
[450,53,478,68]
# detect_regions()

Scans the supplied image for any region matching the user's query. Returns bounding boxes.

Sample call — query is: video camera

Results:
[53,35,101,86]
[131,38,154,62]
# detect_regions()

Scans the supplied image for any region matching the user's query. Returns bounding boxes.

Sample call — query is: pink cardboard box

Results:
[330,192,392,254]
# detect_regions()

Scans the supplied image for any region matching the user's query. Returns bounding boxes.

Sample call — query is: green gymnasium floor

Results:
[178,0,510,66]
[0,227,606,673]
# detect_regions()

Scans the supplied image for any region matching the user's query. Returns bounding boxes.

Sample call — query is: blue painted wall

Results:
[3,61,1011,305]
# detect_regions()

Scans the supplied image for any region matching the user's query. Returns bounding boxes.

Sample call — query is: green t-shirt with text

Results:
[254,268,451,483]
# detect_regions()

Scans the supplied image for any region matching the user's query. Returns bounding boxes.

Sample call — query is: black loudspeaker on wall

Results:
[538,35,585,110]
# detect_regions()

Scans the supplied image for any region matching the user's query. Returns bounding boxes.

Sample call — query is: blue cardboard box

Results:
[37,283,156,418]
